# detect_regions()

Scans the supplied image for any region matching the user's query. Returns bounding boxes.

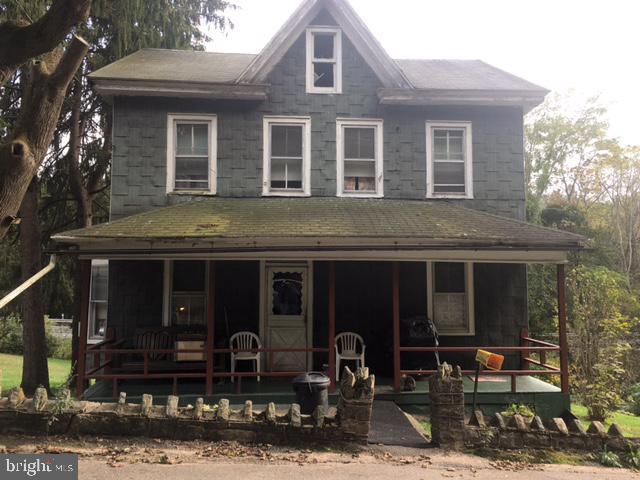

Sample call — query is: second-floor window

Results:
[263,116,311,196]
[337,119,384,197]
[426,121,473,199]
[306,27,342,94]
[166,114,217,195]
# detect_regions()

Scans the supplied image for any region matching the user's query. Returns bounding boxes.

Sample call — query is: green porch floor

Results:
[83,375,568,418]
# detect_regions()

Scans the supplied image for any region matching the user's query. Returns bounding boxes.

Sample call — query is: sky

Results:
[207,0,640,146]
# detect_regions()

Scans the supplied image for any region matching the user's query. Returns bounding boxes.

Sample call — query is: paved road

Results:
[78,457,638,480]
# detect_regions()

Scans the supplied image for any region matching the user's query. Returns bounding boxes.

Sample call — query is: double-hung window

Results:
[306,27,342,94]
[88,260,108,341]
[167,114,217,194]
[166,260,207,326]
[337,119,383,197]
[426,121,473,198]
[263,117,311,196]
[427,262,475,335]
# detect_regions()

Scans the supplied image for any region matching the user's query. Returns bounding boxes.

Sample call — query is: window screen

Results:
[270,124,304,190]
[343,126,377,193]
[174,122,209,191]
[432,128,467,195]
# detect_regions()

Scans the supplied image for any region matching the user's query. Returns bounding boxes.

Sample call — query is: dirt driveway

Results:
[2,435,638,480]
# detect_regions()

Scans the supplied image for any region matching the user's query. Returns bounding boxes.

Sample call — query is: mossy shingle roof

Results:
[89,49,547,93]
[54,197,585,250]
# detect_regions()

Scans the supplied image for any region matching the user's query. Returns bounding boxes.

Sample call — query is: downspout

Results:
[0,255,57,310]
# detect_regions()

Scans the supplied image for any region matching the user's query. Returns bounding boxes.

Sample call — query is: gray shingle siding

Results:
[110,27,526,221]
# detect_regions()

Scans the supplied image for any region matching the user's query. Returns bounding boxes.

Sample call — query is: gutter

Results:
[0,255,56,310]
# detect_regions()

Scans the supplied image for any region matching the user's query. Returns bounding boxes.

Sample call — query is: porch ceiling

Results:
[52,198,586,257]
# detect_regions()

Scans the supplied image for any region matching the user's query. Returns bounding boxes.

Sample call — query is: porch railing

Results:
[397,328,563,393]
[84,337,330,397]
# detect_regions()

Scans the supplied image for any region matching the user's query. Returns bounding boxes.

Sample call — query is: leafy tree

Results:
[567,265,637,420]
[0,0,235,394]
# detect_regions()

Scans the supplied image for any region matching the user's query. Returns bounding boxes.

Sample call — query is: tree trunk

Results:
[0,35,88,240]
[0,0,90,86]
[19,179,50,395]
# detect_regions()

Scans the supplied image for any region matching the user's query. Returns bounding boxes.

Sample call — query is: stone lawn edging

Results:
[428,363,640,453]
[0,367,375,445]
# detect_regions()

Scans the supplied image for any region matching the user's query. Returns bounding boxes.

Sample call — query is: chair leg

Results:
[256,358,261,382]
[336,357,341,382]
[231,357,235,383]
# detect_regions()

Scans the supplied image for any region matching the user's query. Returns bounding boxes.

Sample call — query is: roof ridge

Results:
[140,47,257,56]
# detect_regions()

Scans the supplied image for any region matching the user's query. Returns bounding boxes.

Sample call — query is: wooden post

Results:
[76,259,91,399]
[206,260,216,395]
[392,262,401,392]
[557,263,570,394]
[520,327,529,370]
[328,261,336,390]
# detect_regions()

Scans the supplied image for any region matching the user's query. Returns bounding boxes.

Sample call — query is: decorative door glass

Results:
[271,271,303,316]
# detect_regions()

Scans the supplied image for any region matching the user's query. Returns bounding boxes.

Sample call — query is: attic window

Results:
[306,28,342,94]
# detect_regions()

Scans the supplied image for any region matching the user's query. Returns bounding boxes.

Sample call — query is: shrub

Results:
[626,445,640,470]
[568,266,637,421]
[598,448,622,468]
[0,313,24,354]
[629,384,640,416]
[500,403,535,418]
[0,314,72,359]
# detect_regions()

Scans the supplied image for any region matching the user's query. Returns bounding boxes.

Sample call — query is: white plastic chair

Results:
[230,331,261,382]
[335,332,366,381]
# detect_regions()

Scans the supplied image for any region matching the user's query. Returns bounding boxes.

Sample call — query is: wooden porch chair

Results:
[230,331,261,382]
[335,332,366,381]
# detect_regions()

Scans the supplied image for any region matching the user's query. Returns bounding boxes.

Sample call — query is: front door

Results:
[266,265,308,372]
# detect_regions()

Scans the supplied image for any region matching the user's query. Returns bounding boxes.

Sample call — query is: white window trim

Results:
[426,121,473,199]
[262,116,312,197]
[336,118,384,198]
[166,113,217,195]
[426,261,475,336]
[88,259,108,342]
[306,27,342,94]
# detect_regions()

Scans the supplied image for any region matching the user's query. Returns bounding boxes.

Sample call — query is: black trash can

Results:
[292,372,331,414]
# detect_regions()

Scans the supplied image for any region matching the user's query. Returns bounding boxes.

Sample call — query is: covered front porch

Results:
[52,197,584,415]
[75,257,570,416]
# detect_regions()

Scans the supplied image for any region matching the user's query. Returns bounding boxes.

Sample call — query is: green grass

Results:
[0,353,71,394]
[571,403,640,438]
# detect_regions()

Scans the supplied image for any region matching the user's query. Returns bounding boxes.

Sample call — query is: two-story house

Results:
[54,0,584,415]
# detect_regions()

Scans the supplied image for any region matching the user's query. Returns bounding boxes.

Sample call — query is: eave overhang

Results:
[92,78,269,101]
[378,88,548,113]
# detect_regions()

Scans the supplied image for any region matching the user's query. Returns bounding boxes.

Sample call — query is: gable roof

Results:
[236,0,411,88]
[397,59,546,92]
[53,197,585,254]
[87,0,548,109]
[89,49,255,84]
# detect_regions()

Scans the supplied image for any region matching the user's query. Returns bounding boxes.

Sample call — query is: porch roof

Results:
[53,197,586,253]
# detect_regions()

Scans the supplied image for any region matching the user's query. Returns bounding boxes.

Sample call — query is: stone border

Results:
[428,363,640,452]
[0,368,375,445]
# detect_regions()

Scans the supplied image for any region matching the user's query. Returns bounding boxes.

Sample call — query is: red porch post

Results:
[328,261,336,390]
[557,263,570,394]
[76,259,91,399]
[392,262,401,392]
[206,261,216,395]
